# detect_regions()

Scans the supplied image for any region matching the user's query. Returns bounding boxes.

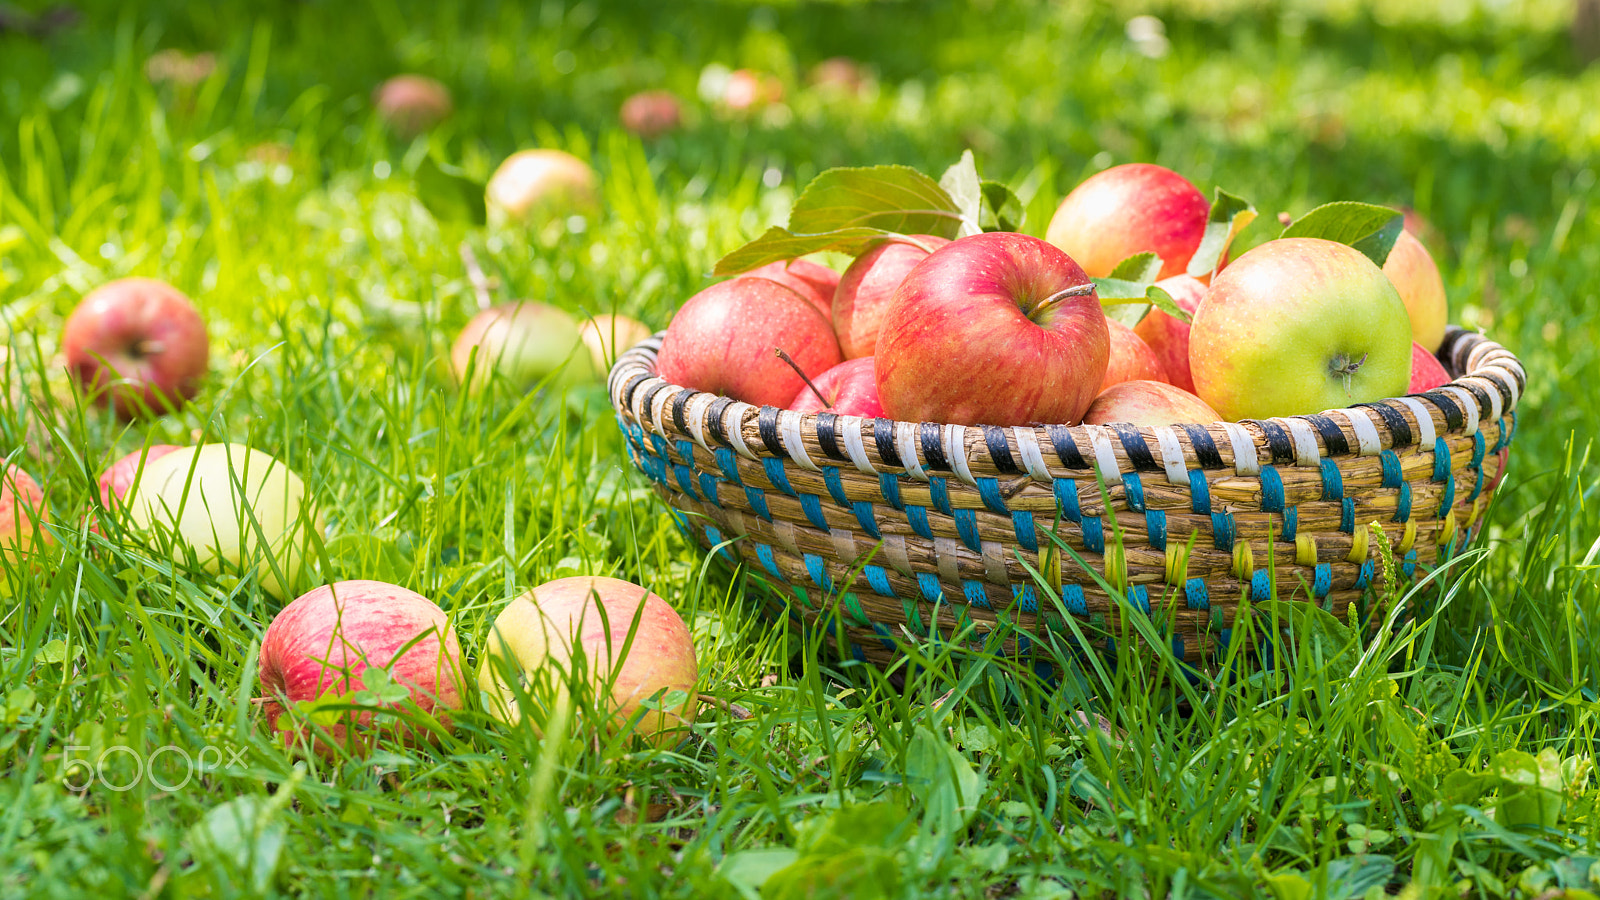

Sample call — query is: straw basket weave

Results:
[608,326,1522,667]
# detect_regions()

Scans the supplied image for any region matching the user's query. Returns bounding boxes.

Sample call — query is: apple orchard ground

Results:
[3,2,1600,897]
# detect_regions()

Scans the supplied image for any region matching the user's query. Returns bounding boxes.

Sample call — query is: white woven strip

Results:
[830,528,857,567]
[842,417,877,475]
[1339,408,1383,456]
[779,413,819,472]
[649,386,674,438]
[934,537,962,586]
[1153,426,1190,485]
[629,378,660,427]
[1086,425,1121,482]
[1497,365,1522,408]
[1469,377,1504,422]
[724,402,758,460]
[1014,428,1052,481]
[1221,422,1260,475]
[771,519,799,555]
[1438,386,1480,435]
[723,509,748,540]
[982,541,1008,585]
[883,535,913,577]
[1393,397,1437,447]
[945,424,976,486]
[896,423,926,481]
[1282,417,1323,466]
[685,393,717,453]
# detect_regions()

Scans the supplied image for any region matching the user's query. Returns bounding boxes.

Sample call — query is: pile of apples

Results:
[655,163,1453,430]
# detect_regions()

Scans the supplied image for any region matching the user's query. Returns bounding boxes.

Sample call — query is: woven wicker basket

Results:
[608,326,1523,667]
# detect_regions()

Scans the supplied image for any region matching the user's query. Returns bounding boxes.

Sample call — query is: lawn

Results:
[2,0,1598,897]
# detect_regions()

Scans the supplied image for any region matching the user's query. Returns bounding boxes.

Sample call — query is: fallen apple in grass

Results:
[478,576,698,748]
[1132,274,1207,393]
[620,90,684,138]
[1101,318,1170,391]
[451,301,598,394]
[126,444,324,601]
[1409,341,1451,392]
[832,235,949,359]
[373,74,452,138]
[745,258,840,321]
[486,149,601,229]
[0,464,50,565]
[1382,229,1448,352]
[63,278,209,418]
[579,313,654,373]
[1083,380,1222,427]
[260,580,465,755]
[1045,163,1209,280]
[97,444,184,510]
[787,357,885,418]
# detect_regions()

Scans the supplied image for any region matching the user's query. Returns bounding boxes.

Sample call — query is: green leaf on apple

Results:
[413,155,488,226]
[712,225,907,275]
[1092,252,1164,326]
[979,180,1024,232]
[938,150,984,238]
[1145,284,1192,324]
[1279,201,1404,267]
[1107,251,1163,283]
[1186,188,1258,279]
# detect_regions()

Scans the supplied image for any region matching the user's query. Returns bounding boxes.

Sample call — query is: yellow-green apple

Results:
[486,149,601,229]
[126,443,324,601]
[656,278,841,407]
[875,233,1109,426]
[578,313,654,373]
[1132,274,1207,393]
[98,445,184,510]
[478,576,698,748]
[1409,341,1451,392]
[1189,238,1411,420]
[832,235,950,358]
[1045,163,1209,279]
[787,357,885,418]
[373,74,452,138]
[620,90,683,138]
[1083,380,1222,426]
[746,259,840,321]
[260,580,464,755]
[63,278,209,418]
[1101,318,1170,391]
[0,464,50,565]
[1381,229,1447,352]
[451,301,598,394]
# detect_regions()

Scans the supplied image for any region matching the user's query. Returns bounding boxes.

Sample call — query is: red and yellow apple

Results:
[63,278,209,418]
[373,74,452,138]
[1,464,50,565]
[620,90,684,138]
[1132,274,1207,393]
[1083,380,1222,426]
[451,301,598,394]
[745,259,839,321]
[787,357,884,418]
[486,149,601,229]
[1382,229,1448,352]
[1045,163,1209,279]
[1101,318,1170,391]
[832,235,950,359]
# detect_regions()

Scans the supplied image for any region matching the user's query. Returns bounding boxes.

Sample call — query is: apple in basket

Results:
[656,277,842,408]
[832,234,950,358]
[787,357,885,418]
[1101,318,1170,391]
[744,259,839,321]
[1132,274,1207,393]
[1409,341,1451,392]
[1045,163,1210,280]
[1189,237,1411,421]
[1083,380,1222,427]
[875,232,1109,427]
[1382,229,1448,352]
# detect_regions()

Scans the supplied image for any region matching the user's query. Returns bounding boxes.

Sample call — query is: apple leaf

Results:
[1093,252,1165,327]
[413,155,487,226]
[712,225,909,275]
[1146,284,1192,324]
[939,150,984,238]
[1186,188,1258,279]
[1107,251,1163,283]
[979,180,1024,232]
[1279,201,1404,266]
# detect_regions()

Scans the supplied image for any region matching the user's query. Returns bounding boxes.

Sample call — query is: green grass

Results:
[2,0,1598,896]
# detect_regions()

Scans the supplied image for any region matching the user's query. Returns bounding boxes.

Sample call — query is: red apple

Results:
[787,357,885,418]
[63,278,210,418]
[1382,229,1448,352]
[486,149,601,229]
[656,278,842,407]
[1101,318,1170,391]
[875,232,1109,426]
[1083,380,1223,426]
[1132,274,1207,393]
[1409,341,1451,392]
[478,576,698,748]
[260,580,465,755]
[373,74,452,138]
[745,259,840,321]
[832,235,950,359]
[620,90,684,138]
[1045,163,1209,280]
[1,464,50,565]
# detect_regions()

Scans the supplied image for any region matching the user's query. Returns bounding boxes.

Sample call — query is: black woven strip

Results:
[1475,371,1515,411]
[620,373,651,410]
[1436,328,1468,368]
[873,418,902,468]
[1246,419,1295,464]
[982,425,1020,474]
[1305,415,1349,457]
[1110,424,1160,472]
[920,423,950,471]
[706,397,735,445]
[1047,424,1089,469]
[1180,424,1225,469]
[816,413,848,461]
[638,382,671,421]
[1458,382,1494,420]
[1354,402,1412,448]
[1418,391,1464,430]
[757,407,784,456]
[671,389,695,436]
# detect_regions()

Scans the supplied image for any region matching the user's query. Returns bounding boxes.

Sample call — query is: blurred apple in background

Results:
[744,259,839,321]
[1101,318,1170,391]
[374,74,452,137]
[876,232,1108,426]
[1083,380,1222,426]
[787,357,884,418]
[1132,274,1207,393]
[721,68,783,113]
[63,278,209,419]
[619,90,684,138]
[808,57,867,96]
[579,313,654,374]
[832,235,950,359]
[1409,341,1451,392]
[1381,229,1448,352]
[478,576,698,748]
[486,149,600,229]
[1045,163,1209,279]
[452,301,598,394]
[0,464,50,565]
[656,278,841,407]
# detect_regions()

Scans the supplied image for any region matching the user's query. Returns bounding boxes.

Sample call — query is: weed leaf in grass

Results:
[905,725,985,835]
[182,784,299,896]
[1279,201,1403,267]
[413,155,487,226]
[1187,187,1257,278]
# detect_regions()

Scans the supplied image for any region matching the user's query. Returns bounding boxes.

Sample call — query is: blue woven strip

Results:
[929,476,953,516]
[799,493,829,531]
[1320,458,1344,501]
[673,464,700,501]
[1082,516,1104,554]
[1379,449,1402,489]
[1127,585,1151,615]
[977,477,1007,514]
[1313,563,1332,598]
[698,473,720,507]
[1432,437,1451,483]
[1122,473,1146,513]
[1394,482,1412,523]
[762,457,796,496]
[1012,511,1038,552]
[1055,478,1081,523]
[864,564,894,596]
[1062,583,1088,615]
[675,439,696,466]
[1145,509,1167,551]
[1467,467,1484,503]
[851,644,866,662]
[852,501,881,538]
[1496,411,1516,451]
[1189,469,1211,513]
[745,486,772,521]
[1014,583,1038,612]
[954,509,981,552]
[879,473,903,510]
[1015,633,1033,656]
[1356,559,1375,589]
[649,433,671,463]
[755,543,784,580]
[822,466,848,507]
[714,447,742,484]
[906,505,933,540]
[1217,628,1232,656]
[1339,497,1355,534]
[1283,505,1298,541]
[963,581,991,609]
[1211,512,1236,551]
[1259,465,1285,512]
[1172,636,1187,664]
[668,508,691,537]
[803,553,834,592]
[1250,569,1271,602]
[917,572,943,602]
[1437,471,1455,515]
[872,622,897,651]
[1184,577,1209,610]
[1470,430,1486,469]
[1402,550,1417,580]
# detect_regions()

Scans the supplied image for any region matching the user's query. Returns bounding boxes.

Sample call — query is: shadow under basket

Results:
[608,327,1523,669]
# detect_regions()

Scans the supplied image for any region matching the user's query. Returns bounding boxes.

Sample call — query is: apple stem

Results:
[774,348,831,410]
[1033,282,1098,318]
[133,339,164,357]
[459,241,494,311]
[1330,352,1368,395]
[1278,211,1294,228]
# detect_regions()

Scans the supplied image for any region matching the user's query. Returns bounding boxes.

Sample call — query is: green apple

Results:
[451,301,599,394]
[1189,237,1411,420]
[127,444,323,601]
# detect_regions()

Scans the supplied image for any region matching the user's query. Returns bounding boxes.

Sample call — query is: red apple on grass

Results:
[656,278,842,407]
[486,149,601,229]
[620,90,684,138]
[1045,163,1209,279]
[579,313,654,373]
[0,464,50,565]
[832,235,950,359]
[875,232,1109,426]
[478,576,698,748]
[1083,380,1222,426]
[63,278,209,418]
[260,580,465,755]
[745,259,840,321]
[452,301,598,393]
[1189,238,1411,421]
[1132,274,1207,393]
[808,57,868,95]
[1409,342,1451,392]
[1382,229,1448,352]
[374,74,452,138]
[1101,318,1170,391]
[787,357,885,418]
